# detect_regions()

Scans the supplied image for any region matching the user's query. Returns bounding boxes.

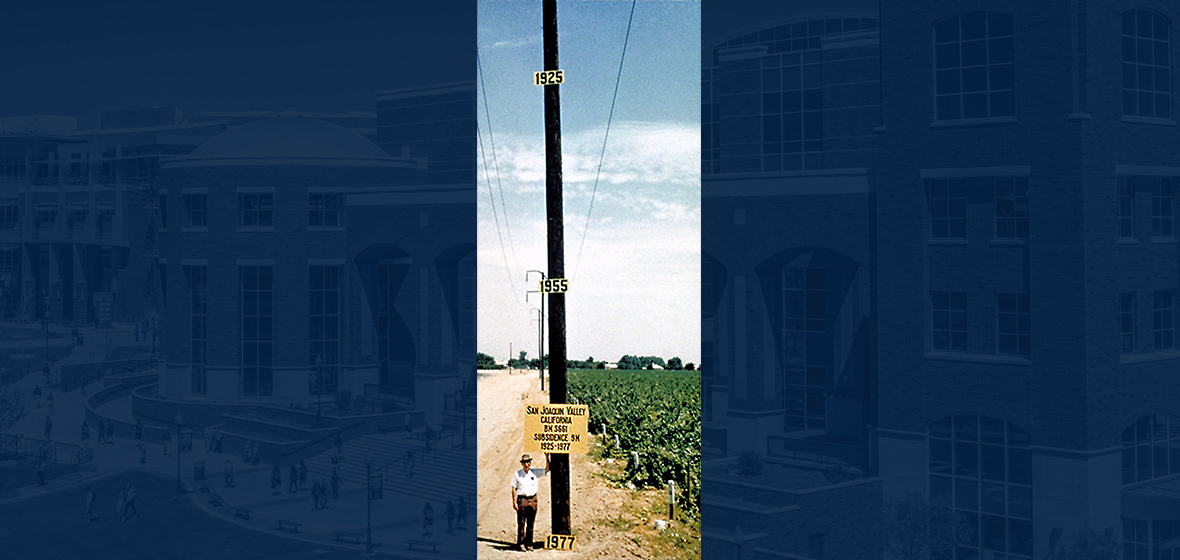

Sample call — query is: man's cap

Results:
[520,454,532,462]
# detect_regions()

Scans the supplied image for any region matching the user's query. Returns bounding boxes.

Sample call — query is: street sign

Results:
[545,534,576,550]
[524,403,588,454]
[533,69,564,85]
[537,278,569,294]
[180,431,192,453]
[370,474,383,500]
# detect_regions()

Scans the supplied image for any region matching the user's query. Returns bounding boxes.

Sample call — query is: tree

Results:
[884,492,975,560]
[0,385,25,432]
[508,351,529,369]
[476,352,503,369]
[685,362,695,371]
[1044,527,1120,560]
[666,357,684,370]
[616,355,642,370]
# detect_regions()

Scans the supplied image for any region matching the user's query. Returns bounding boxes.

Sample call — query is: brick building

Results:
[156,116,475,414]
[705,0,1180,558]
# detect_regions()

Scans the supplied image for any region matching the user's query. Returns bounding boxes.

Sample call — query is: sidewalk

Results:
[0,363,473,558]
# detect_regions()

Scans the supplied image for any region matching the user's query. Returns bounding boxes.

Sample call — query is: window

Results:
[0,199,17,229]
[40,245,50,268]
[929,415,1033,559]
[1153,177,1174,237]
[702,70,720,175]
[0,244,17,272]
[309,265,341,395]
[240,266,273,396]
[1155,289,1174,350]
[934,11,1015,120]
[996,293,1030,356]
[68,210,87,231]
[1119,176,1136,237]
[36,208,56,229]
[187,266,207,395]
[1122,292,1137,354]
[308,193,341,227]
[1123,9,1171,119]
[184,193,207,228]
[239,193,272,227]
[96,209,114,238]
[994,176,1029,238]
[762,51,823,171]
[929,179,967,238]
[783,266,828,429]
[1122,414,1180,485]
[932,291,968,351]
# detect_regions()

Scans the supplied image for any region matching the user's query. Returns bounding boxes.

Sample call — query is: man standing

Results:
[36,458,47,486]
[457,496,468,531]
[46,393,54,415]
[33,384,41,408]
[123,483,138,520]
[85,487,98,522]
[299,460,308,491]
[44,415,53,441]
[422,501,434,537]
[223,459,234,488]
[97,419,106,445]
[105,421,114,445]
[288,463,299,494]
[271,465,282,496]
[162,429,171,457]
[330,468,341,500]
[510,453,550,552]
[134,419,143,443]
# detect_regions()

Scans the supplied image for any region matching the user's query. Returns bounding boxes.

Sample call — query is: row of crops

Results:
[568,369,701,516]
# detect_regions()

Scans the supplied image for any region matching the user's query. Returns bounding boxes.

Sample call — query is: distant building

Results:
[375,82,476,185]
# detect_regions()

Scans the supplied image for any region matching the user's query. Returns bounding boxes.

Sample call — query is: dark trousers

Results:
[123,500,137,518]
[516,495,538,548]
[289,478,298,492]
[37,471,44,485]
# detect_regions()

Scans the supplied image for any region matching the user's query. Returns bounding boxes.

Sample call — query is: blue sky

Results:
[477,0,701,364]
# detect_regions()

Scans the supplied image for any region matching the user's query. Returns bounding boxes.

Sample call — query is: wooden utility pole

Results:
[542,0,571,536]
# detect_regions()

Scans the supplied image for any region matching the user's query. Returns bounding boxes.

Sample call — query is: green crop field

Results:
[568,369,701,516]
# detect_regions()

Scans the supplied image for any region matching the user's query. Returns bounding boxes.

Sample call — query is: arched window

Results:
[929,414,1032,559]
[1121,414,1180,485]
[1123,9,1171,119]
[933,11,1015,121]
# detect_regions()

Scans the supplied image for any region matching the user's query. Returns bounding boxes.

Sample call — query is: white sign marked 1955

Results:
[533,70,565,85]
[538,278,569,294]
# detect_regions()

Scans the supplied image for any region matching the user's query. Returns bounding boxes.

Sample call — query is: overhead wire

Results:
[571,0,637,282]
[477,50,522,274]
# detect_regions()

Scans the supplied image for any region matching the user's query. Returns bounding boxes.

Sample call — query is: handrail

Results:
[281,420,367,458]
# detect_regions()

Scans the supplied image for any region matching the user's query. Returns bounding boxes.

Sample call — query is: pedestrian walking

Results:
[320,479,331,508]
[422,502,434,537]
[334,432,342,455]
[47,393,54,415]
[123,483,138,520]
[404,450,414,477]
[44,415,52,441]
[134,419,143,442]
[242,439,252,463]
[105,421,114,445]
[85,487,99,522]
[223,459,234,488]
[271,465,282,496]
[36,458,46,486]
[33,385,41,408]
[299,460,308,491]
[134,323,139,342]
[330,468,341,500]
[97,419,106,445]
[162,429,171,457]
[137,442,147,463]
[309,480,321,511]
[42,363,51,384]
[81,420,90,444]
[457,496,468,531]
[251,441,260,466]
[289,463,299,493]
[445,500,455,534]
[214,427,223,454]
[204,427,212,452]
[116,488,126,522]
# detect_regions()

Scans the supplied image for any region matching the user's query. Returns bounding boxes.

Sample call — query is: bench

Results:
[233,506,253,520]
[208,493,224,507]
[333,531,363,544]
[405,540,440,553]
[274,519,302,533]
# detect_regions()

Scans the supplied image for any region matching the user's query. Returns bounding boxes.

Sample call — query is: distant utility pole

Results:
[526,270,547,391]
[542,0,571,536]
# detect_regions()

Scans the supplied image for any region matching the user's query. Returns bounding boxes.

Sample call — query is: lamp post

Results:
[173,411,184,499]
[364,448,374,555]
[41,288,49,361]
[454,390,467,450]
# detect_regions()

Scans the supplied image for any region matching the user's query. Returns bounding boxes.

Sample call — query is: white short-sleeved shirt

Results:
[511,467,546,497]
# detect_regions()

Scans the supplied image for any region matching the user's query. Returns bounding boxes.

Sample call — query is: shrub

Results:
[334,390,352,411]
[352,394,366,413]
[738,451,763,476]
[381,398,396,413]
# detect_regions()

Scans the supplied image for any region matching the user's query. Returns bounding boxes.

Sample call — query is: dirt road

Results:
[477,369,652,559]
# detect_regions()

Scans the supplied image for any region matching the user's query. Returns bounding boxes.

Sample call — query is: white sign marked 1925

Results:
[533,70,565,85]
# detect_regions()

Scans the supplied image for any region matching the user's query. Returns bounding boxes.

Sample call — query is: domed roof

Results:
[168,116,397,167]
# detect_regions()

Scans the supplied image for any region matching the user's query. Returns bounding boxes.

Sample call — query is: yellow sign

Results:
[524,403,588,454]
[538,278,569,294]
[545,534,576,550]
[533,70,565,86]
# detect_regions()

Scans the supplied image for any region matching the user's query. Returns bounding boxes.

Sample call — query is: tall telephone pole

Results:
[542,0,571,536]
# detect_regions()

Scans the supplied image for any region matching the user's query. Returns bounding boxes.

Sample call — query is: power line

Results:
[571,0,637,282]
[477,122,521,306]
[476,50,522,273]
